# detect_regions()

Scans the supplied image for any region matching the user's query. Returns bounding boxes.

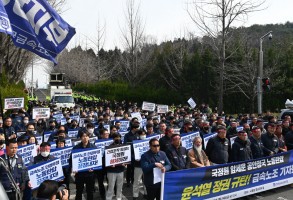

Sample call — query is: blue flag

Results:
[3,0,76,64]
[0,0,12,35]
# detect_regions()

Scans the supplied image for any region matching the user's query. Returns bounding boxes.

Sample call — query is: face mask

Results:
[67,119,72,123]
[41,151,50,157]
[50,126,55,129]
[203,127,209,131]
[88,128,94,134]
[23,120,29,124]
[0,140,4,145]
[70,111,74,115]
[0,120,3,124]
[114,139,121,144]
[188,127,193,131]
[140,135,147,140]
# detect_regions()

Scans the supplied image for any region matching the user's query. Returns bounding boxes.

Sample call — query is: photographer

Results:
[35,180,68,200]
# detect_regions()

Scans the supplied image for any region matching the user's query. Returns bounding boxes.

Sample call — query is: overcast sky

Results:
[27,0,293,88]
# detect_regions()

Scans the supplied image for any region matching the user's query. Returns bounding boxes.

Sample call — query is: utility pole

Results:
[257,31,272,115]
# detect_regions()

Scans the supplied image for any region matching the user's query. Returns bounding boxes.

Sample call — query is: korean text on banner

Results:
[133,140,150,160]
[50,146,73,167]
[3,0,76,63]
[32,107,50,119]
[4,98,24,109]
[163,152,293,200]
[72,148,102,172]
[0,1,12,35]
[105,145,131,167]
[17,144,37,166]
[142,101,156,111]
[28,158,64,190]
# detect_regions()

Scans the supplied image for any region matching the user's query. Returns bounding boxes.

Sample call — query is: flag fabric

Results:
[3,0,76,64]
[0,0,12,35]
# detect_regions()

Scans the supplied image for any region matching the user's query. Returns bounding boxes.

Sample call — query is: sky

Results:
[25,0,293,89]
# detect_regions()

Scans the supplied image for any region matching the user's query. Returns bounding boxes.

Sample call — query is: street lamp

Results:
[257,31,272,115]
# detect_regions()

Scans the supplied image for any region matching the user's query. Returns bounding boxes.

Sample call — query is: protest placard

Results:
[52,113,63,124]
[50,146,73,167]
[60,118,66,125]
[32,108,50,119]
[157,104,169,114]
[131,112,142,123]
[181,132,200,150]
[72,148,102,172]
[133,140,150,160]
[43,131,54,142]
[17,144,38,165]
[146,134,161,140]
[35,136,43,145]
[4,97,24,109]
[203,132,217,149]
[105,144,131,167]
[95,139,113,156]
[68,129,79,138]
[28,158,64,190]
[117,120,129,132]
[187,97,196,109]
[142,101,156,111]
[70,115,80,123]
[79,118,86,127]
[17,131,26,137]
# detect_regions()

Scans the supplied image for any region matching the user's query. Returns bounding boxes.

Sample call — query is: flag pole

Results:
[160,172,165,200]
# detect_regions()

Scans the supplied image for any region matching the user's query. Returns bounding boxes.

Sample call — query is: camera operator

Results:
[35,180,68,200]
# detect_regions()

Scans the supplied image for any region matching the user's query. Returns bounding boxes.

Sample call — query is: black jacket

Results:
[231,137,252,162]
[205,136,230,164]
[285,131,293,150]
[261,132,279,156]
[166,145,188,171]
[249,136,265,159]
[159,135,171,152]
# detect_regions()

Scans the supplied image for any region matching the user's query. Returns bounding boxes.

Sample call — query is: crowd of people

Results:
[0,98,292,200]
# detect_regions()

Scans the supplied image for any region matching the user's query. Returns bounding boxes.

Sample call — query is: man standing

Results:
[0,139,30,200]
[32,142,55,164]
[261,123,279,156]
[249,126,265,159]
[231,130,252,162]
[205,126,230,165]
[141,138,171,200]
[159,127,174,152]
[70,131,97,200]
[166,134,188,171]
[105,133,126,200]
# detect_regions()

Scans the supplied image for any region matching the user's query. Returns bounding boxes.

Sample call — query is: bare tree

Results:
[120,0,155,86]
[187,0,265,113]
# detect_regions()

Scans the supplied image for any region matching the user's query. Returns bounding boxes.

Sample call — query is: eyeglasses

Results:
[152,144,160,147]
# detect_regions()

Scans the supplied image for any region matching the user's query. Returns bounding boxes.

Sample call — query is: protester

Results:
[31,142,55,164]
[231,130,252,162]
[275,124,287,153]
[0,139,30,200]
[105,133,126,200]
[69,130,97,200]
[132,130,148,200]
[141,138,171,200]
[0,133,5,156]
[249,126,265,159]
[159,127,174,152]
[205,125,230,165]
[187,136,210,168]
[166,134,188,171]
[261,123,279,156]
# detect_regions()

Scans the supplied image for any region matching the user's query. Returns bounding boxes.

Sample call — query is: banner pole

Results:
[160,172,165,200]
